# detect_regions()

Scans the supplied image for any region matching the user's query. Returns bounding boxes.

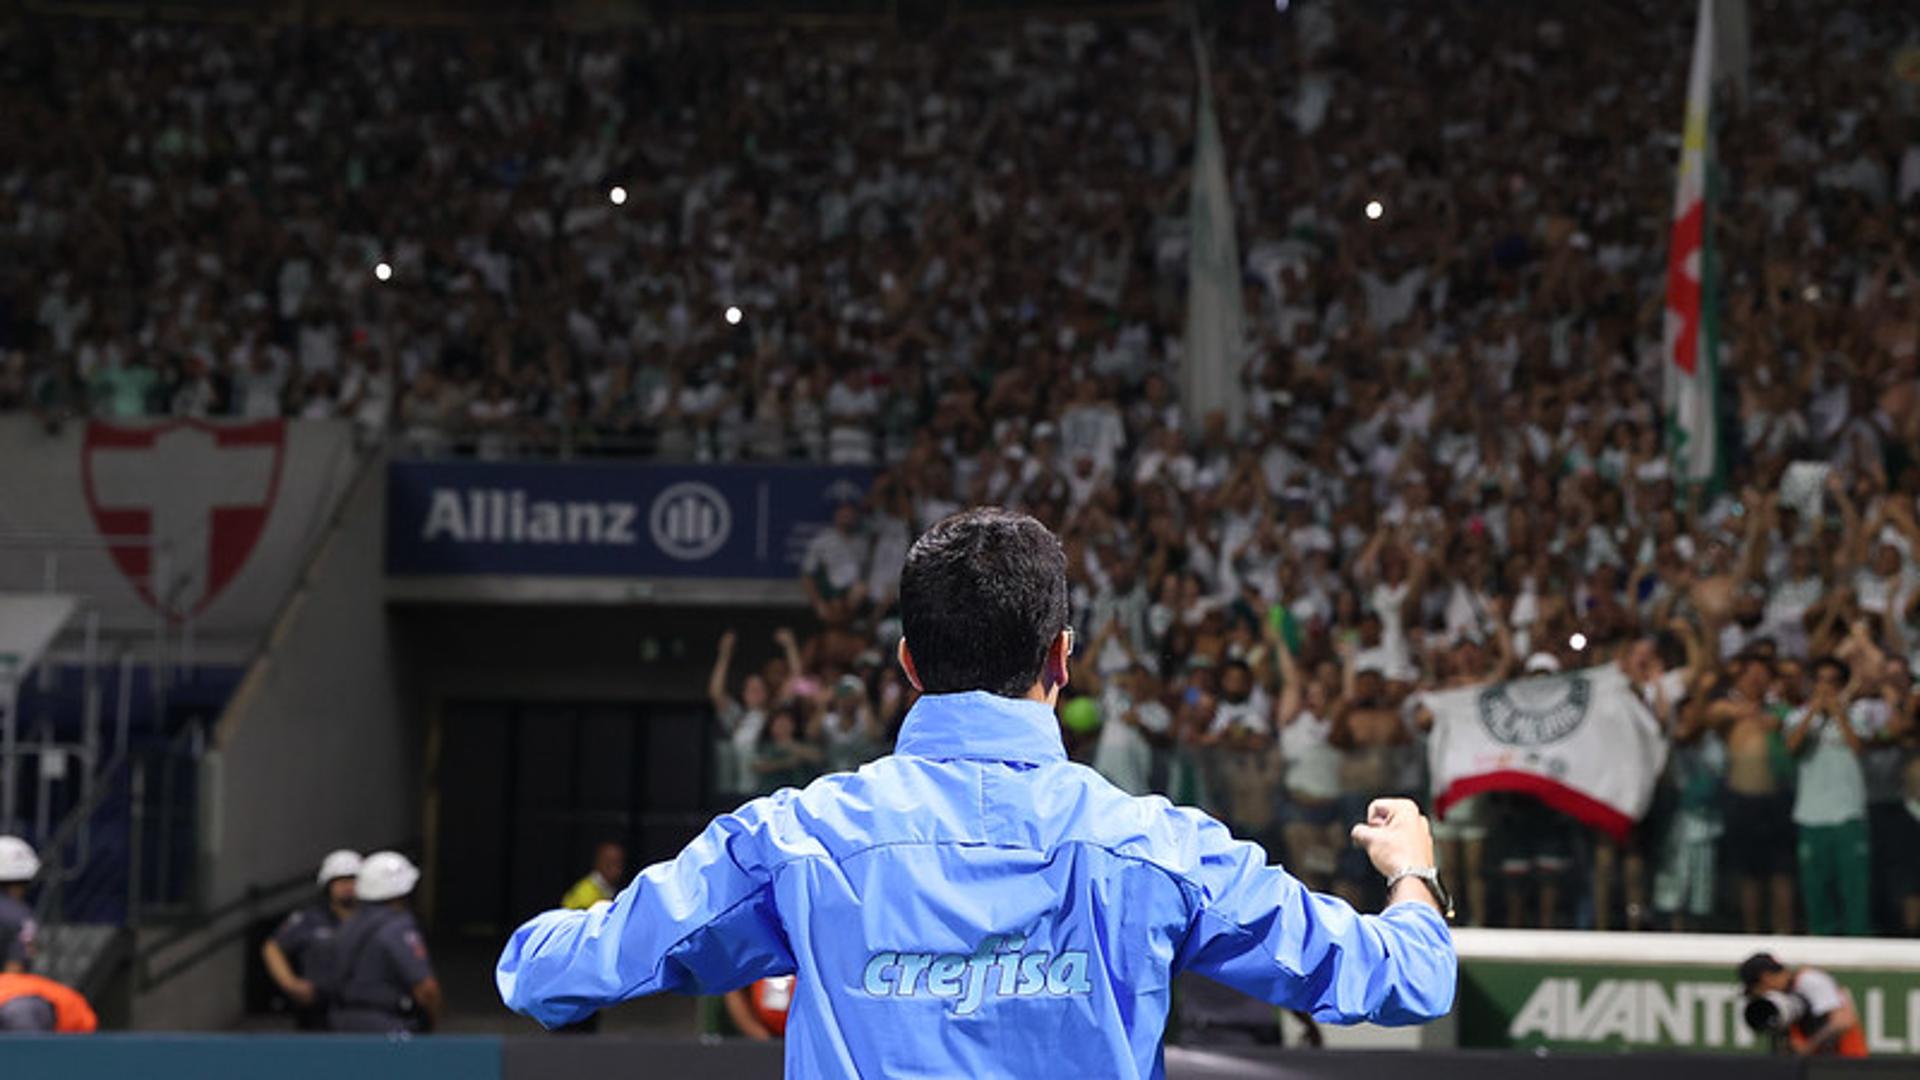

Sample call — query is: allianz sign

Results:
[417,482,732,561]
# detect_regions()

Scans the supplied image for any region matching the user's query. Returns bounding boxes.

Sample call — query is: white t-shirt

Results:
[1765,576,1824,627]
[718,703,768,793]
[1093,687,1168,797]
[824,381,879,464]
[1280,710,1342,801]
[802,528,870,593]
[1791,967,1847,1020]
[1208,690,1273,739]
[1785,704,1869,826]
[1058,403,1127,474]
[865,515,911,607]
[1369,580,1413,669]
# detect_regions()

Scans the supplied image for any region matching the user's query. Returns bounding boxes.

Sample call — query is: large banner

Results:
[1424,664,1668,840]
[0,418,359,646]
[386,460,873,579]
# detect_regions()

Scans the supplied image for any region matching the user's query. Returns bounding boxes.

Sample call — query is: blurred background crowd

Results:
[3,0,1919,938]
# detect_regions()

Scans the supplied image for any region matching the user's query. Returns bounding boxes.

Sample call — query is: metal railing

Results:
[1,529,194,910]
[32,717,208,927]
[133,867,313,994]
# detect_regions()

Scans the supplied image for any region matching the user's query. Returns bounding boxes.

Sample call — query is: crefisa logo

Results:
[862,935,1093,1016]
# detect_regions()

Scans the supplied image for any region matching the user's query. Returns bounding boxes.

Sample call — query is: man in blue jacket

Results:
[499,507,1456,1076]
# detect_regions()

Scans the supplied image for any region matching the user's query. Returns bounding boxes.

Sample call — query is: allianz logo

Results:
[422,488,639,544]
[417,482,730,559]
[861,935,1093,1016]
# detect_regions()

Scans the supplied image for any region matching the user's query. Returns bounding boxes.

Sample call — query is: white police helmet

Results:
[355,851,420,903]
[0,836,40,884]
[317,849,364,887]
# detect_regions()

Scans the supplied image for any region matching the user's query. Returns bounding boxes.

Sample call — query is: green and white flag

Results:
[1663,0,1720,487]
[1424,665,1669,843]
[1182,27,1245,435]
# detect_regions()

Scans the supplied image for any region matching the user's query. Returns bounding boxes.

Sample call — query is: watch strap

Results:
[1385,866,1455,920]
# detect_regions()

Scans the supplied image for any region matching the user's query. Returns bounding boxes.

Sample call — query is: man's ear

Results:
[1043,629,1072,694]
[897,638,924,692]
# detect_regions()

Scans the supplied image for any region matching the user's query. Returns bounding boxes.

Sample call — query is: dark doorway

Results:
[435,700,712,939]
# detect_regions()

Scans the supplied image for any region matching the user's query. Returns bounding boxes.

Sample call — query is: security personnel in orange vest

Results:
[0,973,98,1033]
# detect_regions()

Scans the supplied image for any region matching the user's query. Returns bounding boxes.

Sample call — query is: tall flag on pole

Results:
[1182,24,1245,436]
[1664,0,1720,487]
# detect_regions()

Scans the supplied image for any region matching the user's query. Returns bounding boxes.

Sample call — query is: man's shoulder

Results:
[1033,765,1221,874]
[0,895,31,929]
[737,756,1220,886]
[374,909,424,944]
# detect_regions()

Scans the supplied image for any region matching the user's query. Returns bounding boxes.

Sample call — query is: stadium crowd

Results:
[4,2,1920,936]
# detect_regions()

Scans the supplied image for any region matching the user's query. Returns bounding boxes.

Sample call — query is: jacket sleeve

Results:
[496,803,795,1029]
[1170,811,1455,1025]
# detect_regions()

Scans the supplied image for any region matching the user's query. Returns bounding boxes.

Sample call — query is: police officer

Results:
[327,851,442,1034]
[261,849,360,1029]
[0,837,40,975]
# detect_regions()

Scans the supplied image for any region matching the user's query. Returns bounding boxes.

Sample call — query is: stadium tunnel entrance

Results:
[391,603,804,945]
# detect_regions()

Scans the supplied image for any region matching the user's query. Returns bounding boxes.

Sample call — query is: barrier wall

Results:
[1453,929,1920,1054]
[0,1035,500,1080]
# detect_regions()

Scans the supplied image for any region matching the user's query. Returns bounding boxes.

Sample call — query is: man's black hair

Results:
[1811,655,1851,684]
[1738,952,1784,991]
[899,507,1070,698]
[1653,630,1689,671]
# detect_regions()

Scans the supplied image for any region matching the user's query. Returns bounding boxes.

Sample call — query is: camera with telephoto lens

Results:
[1743,990,1809,1036]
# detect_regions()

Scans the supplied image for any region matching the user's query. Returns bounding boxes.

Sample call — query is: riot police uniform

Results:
[0,836,41,973]
[264,849,361,1029]
[0,894,34,973]
[328,903,434,1033]
[327,852,436,1034]
[269,901,346,1029]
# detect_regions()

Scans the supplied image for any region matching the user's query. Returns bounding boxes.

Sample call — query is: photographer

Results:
[1738,952,1868,1057]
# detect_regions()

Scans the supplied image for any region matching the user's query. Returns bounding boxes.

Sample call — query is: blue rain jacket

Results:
[498,691,1455,1077]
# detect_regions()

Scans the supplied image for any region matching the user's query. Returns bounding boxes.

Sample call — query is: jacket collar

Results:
[894,691,1066,766]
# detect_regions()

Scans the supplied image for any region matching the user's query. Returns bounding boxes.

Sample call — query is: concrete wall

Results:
[0,417,358,662]
[206,458,417,909]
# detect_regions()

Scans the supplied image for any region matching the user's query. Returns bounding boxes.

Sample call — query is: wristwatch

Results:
[1385,866,1455,920]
